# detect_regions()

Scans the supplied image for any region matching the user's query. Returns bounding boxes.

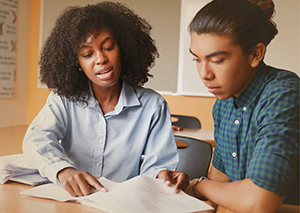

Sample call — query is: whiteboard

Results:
[177,0,299,97]
[177,0,212,97]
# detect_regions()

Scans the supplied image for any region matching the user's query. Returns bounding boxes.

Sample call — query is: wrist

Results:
[192,176,209,200]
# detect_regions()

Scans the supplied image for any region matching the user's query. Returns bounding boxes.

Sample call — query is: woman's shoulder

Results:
[133,86,166,104]
[47,90,77,107]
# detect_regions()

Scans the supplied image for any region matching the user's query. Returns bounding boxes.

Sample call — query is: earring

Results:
[79,67,82,71]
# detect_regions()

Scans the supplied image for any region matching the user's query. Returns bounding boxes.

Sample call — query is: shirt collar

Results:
[86,80,141,115]
[113,81,141,114]
[234,62,269,109]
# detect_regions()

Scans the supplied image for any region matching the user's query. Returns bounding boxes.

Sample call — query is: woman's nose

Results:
[96,51,108,65]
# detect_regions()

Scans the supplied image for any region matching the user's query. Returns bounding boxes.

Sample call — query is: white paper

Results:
[21,176,213,213]
[21,182,77,202]
[10,173,50,186]
[20,177,118,202]
[0,154,40,184]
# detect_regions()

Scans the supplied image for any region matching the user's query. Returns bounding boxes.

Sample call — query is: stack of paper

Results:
[21,175,214,213]
[0,154,50,185]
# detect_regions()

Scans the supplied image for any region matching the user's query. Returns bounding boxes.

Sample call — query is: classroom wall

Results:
[4,0,296,129]
[0,0,31,128]
[162,95,215,129]
[26,0,51,126]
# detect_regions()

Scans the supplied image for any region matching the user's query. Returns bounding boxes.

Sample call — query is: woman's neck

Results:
[92,81,122,114]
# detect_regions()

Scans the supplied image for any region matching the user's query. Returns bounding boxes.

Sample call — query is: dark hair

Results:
[39,1,159,104]
[189,0,278,54]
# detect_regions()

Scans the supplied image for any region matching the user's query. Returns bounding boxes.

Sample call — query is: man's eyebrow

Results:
[189,48,229,58]
[206,51,229,58]
[189,48,197,57]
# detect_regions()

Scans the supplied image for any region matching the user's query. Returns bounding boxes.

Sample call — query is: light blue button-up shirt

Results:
[22,82,178,184]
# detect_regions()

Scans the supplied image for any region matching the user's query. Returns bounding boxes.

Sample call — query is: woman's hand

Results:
[57,167,107,197]
[157,170,189,193]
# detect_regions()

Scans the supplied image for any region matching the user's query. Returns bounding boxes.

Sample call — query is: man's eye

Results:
[192,58,200,62]
[212,59,224,64]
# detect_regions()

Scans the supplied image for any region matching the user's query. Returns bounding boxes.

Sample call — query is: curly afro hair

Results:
[39,1,159,104]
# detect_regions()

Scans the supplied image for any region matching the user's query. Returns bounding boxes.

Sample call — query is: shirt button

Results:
[99,140,103,144]
[97,162,100,166]
[234,120,239,125]
[232,152,237,157]
[243,107,247,111]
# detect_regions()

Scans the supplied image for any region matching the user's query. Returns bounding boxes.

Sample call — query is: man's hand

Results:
[184,178,199,197]
[57,167,107,197]
[157,170,189,194]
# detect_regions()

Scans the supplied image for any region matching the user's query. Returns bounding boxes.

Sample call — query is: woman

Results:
[22,1,188,197]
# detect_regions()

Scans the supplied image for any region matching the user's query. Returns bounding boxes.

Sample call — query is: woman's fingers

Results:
[85,174,107,193]
[57,167,106,197]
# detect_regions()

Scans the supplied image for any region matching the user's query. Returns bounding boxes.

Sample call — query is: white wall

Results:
[0,0,31,128]
[177,0,299,97]
[264,0,299,74]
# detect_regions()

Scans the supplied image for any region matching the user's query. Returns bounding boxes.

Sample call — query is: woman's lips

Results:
[96,67,113,80]
[96,67,113,75]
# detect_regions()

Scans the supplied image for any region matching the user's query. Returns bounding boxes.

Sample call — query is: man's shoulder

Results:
[264,66,299,91]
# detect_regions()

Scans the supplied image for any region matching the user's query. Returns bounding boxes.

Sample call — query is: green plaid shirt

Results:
[212,62,299,200]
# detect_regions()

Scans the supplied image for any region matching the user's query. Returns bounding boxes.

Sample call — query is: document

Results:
[21,175,214,213]
[9,173,50,186]
[0,154,50,185]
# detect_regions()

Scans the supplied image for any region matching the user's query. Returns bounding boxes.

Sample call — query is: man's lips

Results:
[207,86,220,93]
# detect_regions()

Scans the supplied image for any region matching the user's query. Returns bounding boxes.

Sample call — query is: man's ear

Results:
[250,43,266,68]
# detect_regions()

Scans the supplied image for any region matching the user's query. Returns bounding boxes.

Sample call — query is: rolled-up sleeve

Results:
[140,100,178,178]
[247,81,299,196]
[22,91,75,183]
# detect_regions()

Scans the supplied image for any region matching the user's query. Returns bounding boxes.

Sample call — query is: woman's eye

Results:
[82,54,92,58]
[103,45,114,51]
[79,51,92,58]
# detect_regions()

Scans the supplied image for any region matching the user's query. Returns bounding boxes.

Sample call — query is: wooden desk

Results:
[1,125,299,213]
[216,205,300,213]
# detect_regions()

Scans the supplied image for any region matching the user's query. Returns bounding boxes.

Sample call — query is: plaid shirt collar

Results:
[233,62,269,109]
